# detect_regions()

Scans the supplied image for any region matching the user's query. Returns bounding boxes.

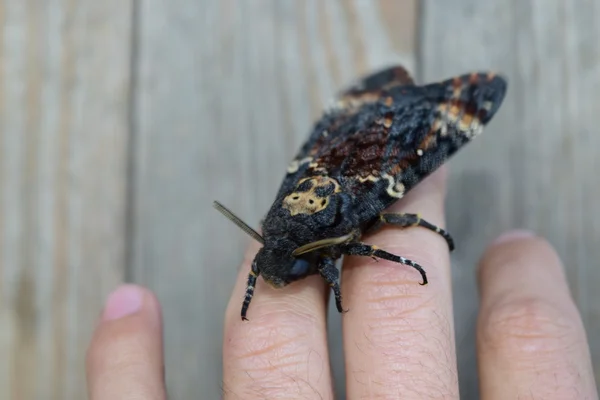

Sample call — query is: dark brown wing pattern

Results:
[221,66,507,321]
[279,66,506,214]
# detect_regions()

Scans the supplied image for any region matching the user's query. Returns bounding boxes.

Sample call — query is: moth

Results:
[214,65,507,320]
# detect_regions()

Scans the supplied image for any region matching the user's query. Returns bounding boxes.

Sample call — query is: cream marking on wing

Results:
[287,157,313,174]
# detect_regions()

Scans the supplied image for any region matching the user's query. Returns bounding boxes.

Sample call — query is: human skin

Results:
[86,169,598,400]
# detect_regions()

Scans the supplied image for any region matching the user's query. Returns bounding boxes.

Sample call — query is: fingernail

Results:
[102,285,144,321]
[492,229,535,246]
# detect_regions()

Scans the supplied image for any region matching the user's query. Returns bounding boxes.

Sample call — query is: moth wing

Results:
[276,68,507,224]
[329,72,508,217]
[275,65,415,199]
[335,65,415,109]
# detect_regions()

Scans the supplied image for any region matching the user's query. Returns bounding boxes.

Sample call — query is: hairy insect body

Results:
[215,65,507,320]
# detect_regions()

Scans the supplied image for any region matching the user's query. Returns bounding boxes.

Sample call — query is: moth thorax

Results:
[282,176,341,216]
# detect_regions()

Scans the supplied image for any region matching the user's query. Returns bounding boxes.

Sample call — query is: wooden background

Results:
[1,0,598,398]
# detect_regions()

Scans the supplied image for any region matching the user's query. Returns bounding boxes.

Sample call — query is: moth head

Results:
[212,200,314,287]
[254,243,315,288]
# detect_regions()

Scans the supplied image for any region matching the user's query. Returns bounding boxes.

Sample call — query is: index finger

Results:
[222,242,334,399]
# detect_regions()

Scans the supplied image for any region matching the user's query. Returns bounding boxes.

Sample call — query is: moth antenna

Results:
[213,201,265,244]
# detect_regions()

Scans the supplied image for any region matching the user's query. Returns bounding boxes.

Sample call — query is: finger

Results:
[477,231,598,399]
[342,167,459,399]
[86,285,166,400]
[222,242,333,399]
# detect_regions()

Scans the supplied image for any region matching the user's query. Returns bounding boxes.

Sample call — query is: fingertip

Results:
[88,284,164,363]
[102,284,145,321]
[476,231,597,398]
[478,230,565,289]
[87,284,166,400]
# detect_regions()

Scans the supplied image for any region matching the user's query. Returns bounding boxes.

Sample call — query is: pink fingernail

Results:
[102,285,144,321]
[492,229,535,246]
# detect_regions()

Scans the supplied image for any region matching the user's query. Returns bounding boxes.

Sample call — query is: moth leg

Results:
[368,213,455,252]
[241,262,259,321]
[341,242,428,285]
[318,258,346,313]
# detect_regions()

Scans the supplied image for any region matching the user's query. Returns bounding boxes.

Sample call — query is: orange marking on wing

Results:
[418,129,437,150]
[341,92,382,109]
[448,103,462,121]
[383,116,393,128]
[460,113,474,126]
[389,164,402,176]
[397,154,418,170]
[438,100,464,121]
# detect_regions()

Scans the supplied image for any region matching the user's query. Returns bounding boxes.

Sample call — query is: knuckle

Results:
[349,253,445,319]
[345,275,458,398]
[225,306,322,367]
[479,296,579,355]
[342,248,458,397]
[223,309,330,398]
[363,275,436,318]
[350,266,453,348]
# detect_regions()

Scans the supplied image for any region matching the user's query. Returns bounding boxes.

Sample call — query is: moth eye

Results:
[308,199,314,204]
[289,258,310,279]
[321,199,326,206]
[292,196,300,200]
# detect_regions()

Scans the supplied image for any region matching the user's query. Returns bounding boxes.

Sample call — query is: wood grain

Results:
[421,0,600,395]
[0,1,133,399]
[131,0,416,397]
[4,0,599,398]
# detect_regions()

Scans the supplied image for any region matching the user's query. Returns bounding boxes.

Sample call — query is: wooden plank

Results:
[131,0,417,397]
[0,1,133,399]
[421,0,600,395]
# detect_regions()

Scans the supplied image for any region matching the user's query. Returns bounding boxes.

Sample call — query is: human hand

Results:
[85,169,598,399]
[221,168,598,399]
